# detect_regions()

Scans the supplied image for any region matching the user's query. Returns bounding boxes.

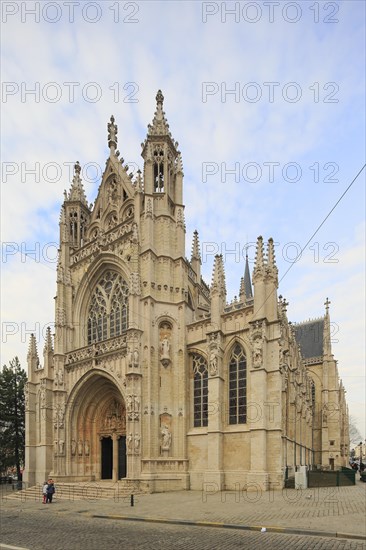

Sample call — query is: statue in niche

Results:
[133,349,139,368]
[71,439,77,456]
[127,395,133,412]
[252,337,262,367]
[209,348,218,376]
[127,432,133,452]
[161,337,170,358]
[40,386,46,407]
[84,440,90,456]
[161,424,171,451]
[134,434,141,453]
[58,439,65,455]
[78,439,83,456]
[54,440,58,456]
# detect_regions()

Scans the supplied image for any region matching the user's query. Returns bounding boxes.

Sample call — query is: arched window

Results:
[192,354,208,427]
[153,147,165,192]
[228,343,247,425]
[87,271,129,344]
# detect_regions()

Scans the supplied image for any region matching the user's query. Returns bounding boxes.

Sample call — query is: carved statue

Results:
[133,395,140,413]
[161,424,171,450]
[57,369,64,385]
[133,349,139,368]
[161,336,170,359]
[127,432,133,452]
[209,349,218,376]
[58,439,65,455]
[84,440,90,456]
[127,395,133,412]
[54,440,58,456]
[71,439,77,456]
[40,386,46,407]
[253,337,262,367]
[134,434,141,453]
[78,439,83,456]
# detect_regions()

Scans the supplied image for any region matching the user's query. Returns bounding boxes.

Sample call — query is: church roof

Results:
[293,319,324,359]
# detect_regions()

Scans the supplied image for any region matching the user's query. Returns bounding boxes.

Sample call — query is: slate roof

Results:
[293,319,324,359]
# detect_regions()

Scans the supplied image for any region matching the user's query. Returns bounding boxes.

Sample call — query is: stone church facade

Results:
[24,91,349,492]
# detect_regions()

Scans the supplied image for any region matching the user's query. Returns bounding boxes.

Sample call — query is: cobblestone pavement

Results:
[1,507,366,550]
[2,480,365,546]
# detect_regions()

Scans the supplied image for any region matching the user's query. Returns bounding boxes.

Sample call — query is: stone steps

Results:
[4,481,144,502]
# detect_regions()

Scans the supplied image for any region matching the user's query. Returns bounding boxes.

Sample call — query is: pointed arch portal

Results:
[68,373,127,481]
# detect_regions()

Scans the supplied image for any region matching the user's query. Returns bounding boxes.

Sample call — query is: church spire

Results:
[67,162,88,206]
[240,250,253,302]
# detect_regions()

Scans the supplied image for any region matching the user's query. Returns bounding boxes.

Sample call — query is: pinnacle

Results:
[67,162,88,207]
[191,230,201,261]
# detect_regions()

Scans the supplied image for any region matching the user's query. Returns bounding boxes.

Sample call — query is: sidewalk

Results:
[3,480,366,540]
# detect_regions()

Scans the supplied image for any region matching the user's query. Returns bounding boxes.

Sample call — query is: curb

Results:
[91,514,366,541]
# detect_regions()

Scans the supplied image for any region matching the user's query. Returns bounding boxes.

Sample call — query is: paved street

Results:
[1,481,365,549]
[1,507,365,550]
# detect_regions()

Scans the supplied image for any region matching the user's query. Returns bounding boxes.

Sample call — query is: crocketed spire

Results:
[253,235,265,278]
[211,254,226,296]
[147,90,172,137]
[67,162,88,206]
[191,230,201,261]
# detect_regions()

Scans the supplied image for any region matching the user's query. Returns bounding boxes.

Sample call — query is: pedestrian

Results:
[46,479,55,503]
[42,481,48,504]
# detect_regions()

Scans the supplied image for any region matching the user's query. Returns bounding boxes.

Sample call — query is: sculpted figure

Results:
[209,349,218,376]
[71,439,77,456]
[161,336,170,358]
[78,439,83,456]
[59,439,65,455]
[134,434,141,453]
[127,432,133,451]
[161,424,171,450]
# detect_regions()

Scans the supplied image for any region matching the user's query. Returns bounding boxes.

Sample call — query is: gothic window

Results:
[228,343,247,425]
[153,147,164,192]
[192,354,208,428]
[87,271,129,344]
[69,210,78,246]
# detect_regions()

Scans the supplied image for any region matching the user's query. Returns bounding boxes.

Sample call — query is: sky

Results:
[1,0,365,441]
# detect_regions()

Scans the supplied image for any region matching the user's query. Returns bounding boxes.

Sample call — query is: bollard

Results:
[130,494,134,507]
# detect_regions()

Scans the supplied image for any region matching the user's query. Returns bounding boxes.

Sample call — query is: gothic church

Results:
[24,91,349,492]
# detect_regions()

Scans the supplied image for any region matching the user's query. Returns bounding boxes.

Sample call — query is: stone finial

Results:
[156,89,164,106]
[108,115,118,154]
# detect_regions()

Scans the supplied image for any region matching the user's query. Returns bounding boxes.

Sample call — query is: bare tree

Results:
[349,415,362,446]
